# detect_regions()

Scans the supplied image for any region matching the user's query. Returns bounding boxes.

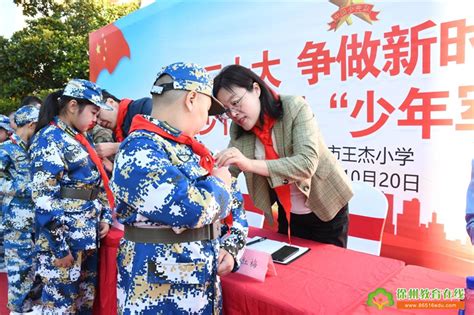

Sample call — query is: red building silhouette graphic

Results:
[381,194,474,277]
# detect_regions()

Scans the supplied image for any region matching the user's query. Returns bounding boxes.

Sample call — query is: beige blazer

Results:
[229,95,353,223]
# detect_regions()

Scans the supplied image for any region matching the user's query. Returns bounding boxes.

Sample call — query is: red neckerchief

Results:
[113,99,133,142]
[129,115,215,173]
[252,114,292,242]
[129,115,234,227]
[51,121,115,209]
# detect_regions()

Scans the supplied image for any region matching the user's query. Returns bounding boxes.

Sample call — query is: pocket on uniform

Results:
[37,251,82,283]
[147,259,209,285]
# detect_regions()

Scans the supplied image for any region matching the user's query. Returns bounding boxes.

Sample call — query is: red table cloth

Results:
[93,227,124,315]
[221,228,406,314]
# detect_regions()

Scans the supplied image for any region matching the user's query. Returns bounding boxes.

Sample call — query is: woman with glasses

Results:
[213,64,353,247]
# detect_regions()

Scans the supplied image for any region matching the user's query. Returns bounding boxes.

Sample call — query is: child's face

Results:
[195,93,212,133]
[74,104,100,133]
[97,100,119,130]
[0,128,8,142]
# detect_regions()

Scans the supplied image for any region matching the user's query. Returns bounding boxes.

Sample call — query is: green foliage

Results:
[0,0,139,114]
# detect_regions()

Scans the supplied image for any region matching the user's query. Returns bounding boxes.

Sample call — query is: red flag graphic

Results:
[89,23,130,82]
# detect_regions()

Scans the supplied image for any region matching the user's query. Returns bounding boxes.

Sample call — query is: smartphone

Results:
[271,245,299,263]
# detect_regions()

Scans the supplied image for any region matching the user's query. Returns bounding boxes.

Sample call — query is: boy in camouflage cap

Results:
[0,105,42,314]
[111,62,248,314]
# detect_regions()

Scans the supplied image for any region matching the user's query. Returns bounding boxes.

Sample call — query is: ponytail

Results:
[35,90,89,134]
[35,90,64,133]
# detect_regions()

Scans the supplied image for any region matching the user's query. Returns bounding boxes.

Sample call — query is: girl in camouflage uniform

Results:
[30,79,113,314]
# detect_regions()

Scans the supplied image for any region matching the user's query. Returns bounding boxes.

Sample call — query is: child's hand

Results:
[54,252,74,268]
[99,222,110,239]
[95,142,120,158]
[217,249,234,276]
[211,167,232,188]
[102,158,113,173]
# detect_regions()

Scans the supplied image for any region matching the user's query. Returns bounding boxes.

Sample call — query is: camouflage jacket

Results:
[111,116,248,266]
[29,117,112,259]
[0,133,34,232]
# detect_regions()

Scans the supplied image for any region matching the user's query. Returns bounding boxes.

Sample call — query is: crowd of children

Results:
[0,62,248,314]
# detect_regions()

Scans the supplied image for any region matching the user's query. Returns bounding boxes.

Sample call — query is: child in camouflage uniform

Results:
[111,62,248,314]
[30,79,113,314]
[0,105,42,314]
[0,114,14,274]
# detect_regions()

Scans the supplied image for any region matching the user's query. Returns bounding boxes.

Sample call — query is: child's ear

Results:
[184,91,198,112]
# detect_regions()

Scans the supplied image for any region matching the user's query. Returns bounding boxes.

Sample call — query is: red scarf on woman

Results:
[252,114,292,240]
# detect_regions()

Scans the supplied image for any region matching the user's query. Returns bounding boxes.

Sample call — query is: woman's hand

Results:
[99,222,110,239]
[54,252,74,268]
[217,249,235,276]
[215,148,252,171]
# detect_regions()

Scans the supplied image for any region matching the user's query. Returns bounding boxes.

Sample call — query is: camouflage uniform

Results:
[0,114,14,273]
[89,124,114,144]
[30,79,113,314]
[0,106,42,313]
[0,134,41,313]
[111,116,248,315]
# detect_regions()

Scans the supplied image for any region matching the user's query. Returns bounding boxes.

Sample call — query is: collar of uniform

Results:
[143,115,182,137]
[10,133,28,151]
[53,116,79,138]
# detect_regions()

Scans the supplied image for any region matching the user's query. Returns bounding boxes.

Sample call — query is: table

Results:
[94,227,465,315]
[220,228,465,315]
[94,227,123,315]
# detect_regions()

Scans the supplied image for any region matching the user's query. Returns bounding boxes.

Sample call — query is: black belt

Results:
[124,222,221,244]
[60,187,100,201]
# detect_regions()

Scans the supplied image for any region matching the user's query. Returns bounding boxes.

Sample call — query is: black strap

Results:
[150,82,175,95]
[124,222,221,244]
[60,187,100,200]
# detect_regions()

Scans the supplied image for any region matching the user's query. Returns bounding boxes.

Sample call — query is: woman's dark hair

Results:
[35,90,89,133]
[21,95,42,106]
[102,89,121,103]
[213,64,283,138]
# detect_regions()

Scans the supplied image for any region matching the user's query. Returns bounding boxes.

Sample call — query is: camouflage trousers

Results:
[4,229,42,313]
[117,238,222,315]
[36,248,98,314]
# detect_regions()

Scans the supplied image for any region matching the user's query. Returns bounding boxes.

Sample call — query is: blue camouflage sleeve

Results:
[111,135,232,228]
[220,178,248,271]
[30,137,70,259]
[0,145,30,198]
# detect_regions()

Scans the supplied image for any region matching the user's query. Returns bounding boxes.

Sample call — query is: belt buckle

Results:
[90,187,100,200]
[210,221,221,240]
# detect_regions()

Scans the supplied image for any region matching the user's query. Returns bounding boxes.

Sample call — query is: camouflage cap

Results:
[150,62,225,116]
[63,79,112,111]
[0,114,13,132]
[14,105,40,127]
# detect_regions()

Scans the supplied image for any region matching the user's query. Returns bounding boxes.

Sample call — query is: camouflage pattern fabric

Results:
[111,116,247,314]
[30,116,112,314]
[0,132,41,312]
